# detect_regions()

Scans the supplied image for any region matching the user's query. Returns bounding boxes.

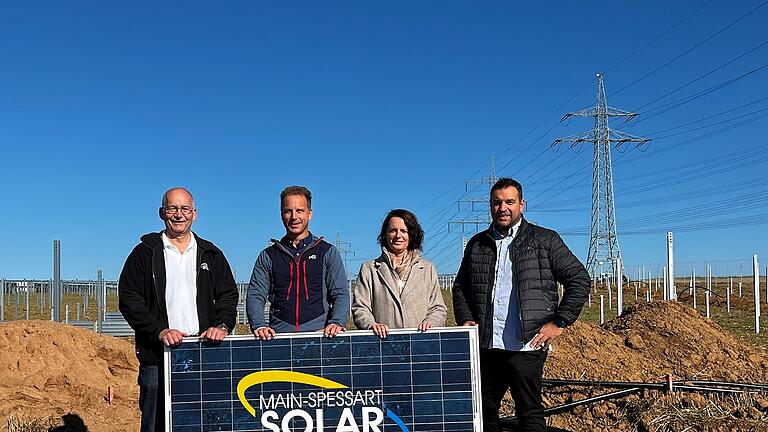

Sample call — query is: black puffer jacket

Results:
[452,218,590,348]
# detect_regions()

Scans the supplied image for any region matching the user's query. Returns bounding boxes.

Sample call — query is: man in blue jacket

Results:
[247,185,349,339]
[119,187,238,432]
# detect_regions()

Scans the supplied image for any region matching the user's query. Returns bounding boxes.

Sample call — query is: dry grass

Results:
[625,391,768,432]
[549,389,768,431]
[4,416,56,432]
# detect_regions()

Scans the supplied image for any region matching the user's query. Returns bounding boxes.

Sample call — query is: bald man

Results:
[119,187,238,432]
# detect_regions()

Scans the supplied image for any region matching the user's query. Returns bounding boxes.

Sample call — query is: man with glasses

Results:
[119,187,238,432]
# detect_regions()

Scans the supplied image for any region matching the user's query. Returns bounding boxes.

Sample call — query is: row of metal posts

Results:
[4,238,766,333]
[607,258,760,333]
[0,278,107,322]
[1,280,44,321]
[589,232,763,334]
[0,240,110,331]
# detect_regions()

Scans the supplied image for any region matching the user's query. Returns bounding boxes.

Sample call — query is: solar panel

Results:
[164,327,482,432]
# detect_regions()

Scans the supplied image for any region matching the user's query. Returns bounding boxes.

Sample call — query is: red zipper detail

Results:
[295,282,300,332]
[296,258,301,299]
[282,238,324,332]
[295,257,301,331]
[286,262,294,300]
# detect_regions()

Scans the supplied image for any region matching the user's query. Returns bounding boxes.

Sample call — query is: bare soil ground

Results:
[0,320,139,432]
[508,301,768,431]
[1,301,767,431]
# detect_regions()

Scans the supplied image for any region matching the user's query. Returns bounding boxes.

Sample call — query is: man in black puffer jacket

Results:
[453,178,590,432]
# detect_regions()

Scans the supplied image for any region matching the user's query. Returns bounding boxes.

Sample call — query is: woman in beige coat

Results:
[352,209,447,338]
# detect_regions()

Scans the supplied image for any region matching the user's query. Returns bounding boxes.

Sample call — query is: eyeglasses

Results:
[163,206,195,215]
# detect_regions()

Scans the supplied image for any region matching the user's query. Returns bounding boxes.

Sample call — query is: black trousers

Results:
[480,348,548,432]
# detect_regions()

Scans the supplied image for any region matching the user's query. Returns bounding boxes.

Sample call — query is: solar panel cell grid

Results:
[165,327,481,432]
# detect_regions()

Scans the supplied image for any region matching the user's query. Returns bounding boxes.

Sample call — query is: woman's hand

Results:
[372,323,389,338]
[418,321,433,332]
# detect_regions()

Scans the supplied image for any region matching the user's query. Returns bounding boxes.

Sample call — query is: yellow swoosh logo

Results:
[236,370,348,417]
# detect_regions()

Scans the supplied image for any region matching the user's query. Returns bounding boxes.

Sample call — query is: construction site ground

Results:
[1,285,767,431]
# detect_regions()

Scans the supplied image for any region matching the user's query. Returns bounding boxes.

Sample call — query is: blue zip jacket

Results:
[246,233,349,332]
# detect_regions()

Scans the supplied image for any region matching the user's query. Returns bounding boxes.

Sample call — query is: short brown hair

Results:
[280,185,312,209]
[377,209,425,251]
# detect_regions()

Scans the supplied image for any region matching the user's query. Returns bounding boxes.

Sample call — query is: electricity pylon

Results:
[552,73,650,274]
[334,232,354,277]
[449,157,498,232]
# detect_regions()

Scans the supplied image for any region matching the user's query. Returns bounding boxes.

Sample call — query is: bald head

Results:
[162,187,195,208]
[160,187,197,239]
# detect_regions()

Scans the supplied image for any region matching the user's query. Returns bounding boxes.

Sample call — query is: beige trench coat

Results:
[352,251,447,330]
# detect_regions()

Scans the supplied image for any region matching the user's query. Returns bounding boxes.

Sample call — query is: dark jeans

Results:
[480,348,548,432]
[138,365,165,432]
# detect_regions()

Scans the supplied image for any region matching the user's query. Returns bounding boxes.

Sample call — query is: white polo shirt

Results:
[162,232,199,335]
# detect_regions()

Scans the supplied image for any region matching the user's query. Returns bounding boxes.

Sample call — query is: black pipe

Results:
[674,384,758,394]
[541,384,747,418]
[542,388,642,416]
[543,379,665,389]
[544,378,768,391]
[688,380,768,390]
[534,378,767,418]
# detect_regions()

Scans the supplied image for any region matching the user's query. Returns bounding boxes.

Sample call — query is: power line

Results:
[552,176,768,236]
[529,111,768,209]
[419,81,596,243]
[413,80,595,216]
[632,38,768,113]
[533,144,768,209]
[618,113,768,165]
[422,5,758,247]
[423,2,768,268]
[643,96,768,135]
[651,108,768,140]
[603,0,716,74]
[608,0,768,97]
[491,80,596,174]
[528,74,768,193]
[634,63,768,123]
[502,9,768,197]
[561,213,768,236]
[533,171,768,214]
[558,191,768,233]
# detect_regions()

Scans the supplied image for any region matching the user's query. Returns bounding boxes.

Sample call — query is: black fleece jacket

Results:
[118,232,238,365]
[452,218,590,349]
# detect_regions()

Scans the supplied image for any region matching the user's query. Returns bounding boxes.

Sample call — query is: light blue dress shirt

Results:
[491,219,524,351]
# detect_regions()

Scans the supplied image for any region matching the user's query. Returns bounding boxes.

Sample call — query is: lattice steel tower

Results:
[334,232,354,278]
[449,157,498,232]
[552,73,650,274]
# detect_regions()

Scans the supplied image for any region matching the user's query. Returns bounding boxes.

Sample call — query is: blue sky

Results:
[1,1,766,281]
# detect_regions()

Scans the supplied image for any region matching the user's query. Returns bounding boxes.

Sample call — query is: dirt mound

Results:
[537,302,768,431]
[2,303,766,432]
[0,320,139,432]
[547,301,768,383]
